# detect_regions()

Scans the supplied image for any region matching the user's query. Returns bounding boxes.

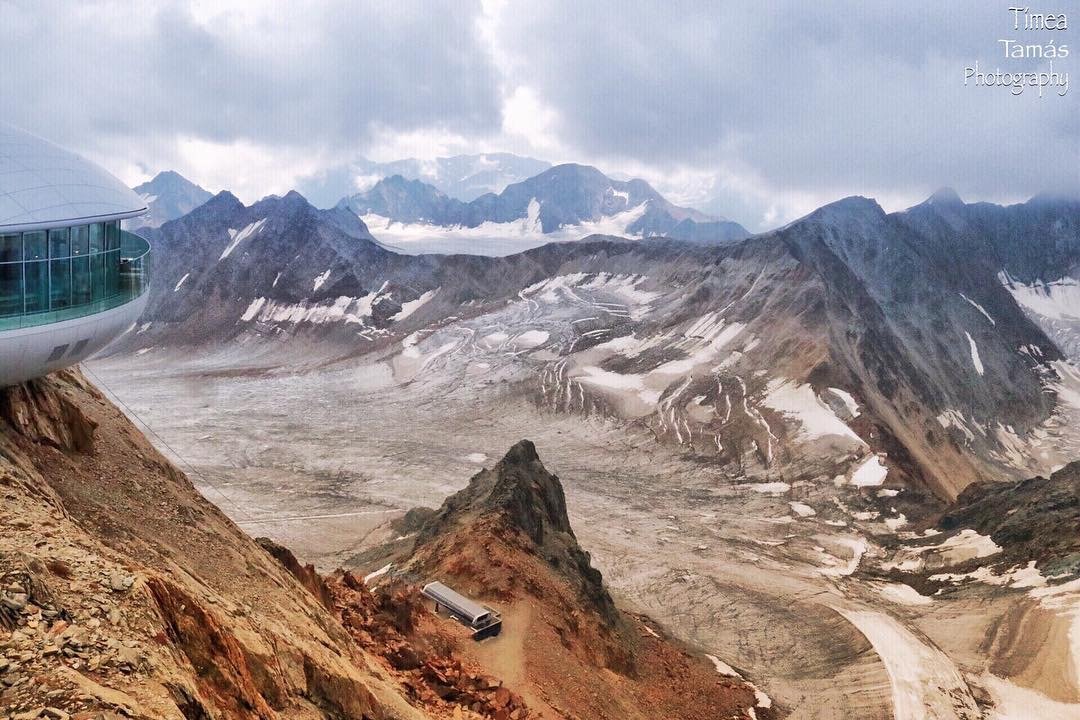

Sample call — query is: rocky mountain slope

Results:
[129,171,213,230]
[938,460,1080,573]
[0,373,767,720]
[354,441,768,720]
[0,371,445,719]
[121,189,1080,500]
[900,190,1080,363]
[129,189,407,347]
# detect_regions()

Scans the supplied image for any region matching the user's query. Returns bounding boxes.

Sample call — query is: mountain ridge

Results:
[116,187,1080,499]
[343,163,750,249]
[297,153,553,208]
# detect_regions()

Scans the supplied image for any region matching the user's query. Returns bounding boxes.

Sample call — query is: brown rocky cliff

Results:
[0,371,433,720]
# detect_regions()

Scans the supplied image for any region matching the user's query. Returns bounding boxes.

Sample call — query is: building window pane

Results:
[89,223,105,253]
[72,256,91,305]
[71,225,89,255]
[0,262,22,316]
[105,221,120,250]
[24,260,48,312]
[48,227,70,259]
[23,231,46,260]
[50,257,71,308]
[0,233,21,263]
[103,249,120,297]
[90,253,105,301]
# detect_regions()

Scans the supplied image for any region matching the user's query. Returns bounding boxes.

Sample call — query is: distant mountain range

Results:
[295,153,553,209]
[133,164,751,257]
[129,170,214,229]
[341,163,749,254]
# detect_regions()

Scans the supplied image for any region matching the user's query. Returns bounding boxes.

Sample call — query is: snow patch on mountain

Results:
[220,218,267,260]
[240,296,376,326]
[959,293,996,325]
[511,330,550,348]
[576,366,657,407]
[875,582,933,606]
[1053,361,1080,410]
[886,529,1002,574]
[966,331,985,375]
[391,288,439,322]
[522,273,660,320]
[763,379,864,445]
[653,321,744,375]
[1000,272,1080,362]
[239,284,394,327]
[825,387,860,419]
[850,455,888,487]
[936,409,979,443]
[1000,272,1080,321]
[816,537,869,577]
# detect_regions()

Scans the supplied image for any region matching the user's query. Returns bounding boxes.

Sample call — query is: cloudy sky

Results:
[2,0,1076,229]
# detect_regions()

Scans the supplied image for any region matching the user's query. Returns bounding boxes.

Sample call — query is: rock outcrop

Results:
[376,440,767,720]
[940,461,1080,574]
[0,372,434,719]
[414,440,618,626]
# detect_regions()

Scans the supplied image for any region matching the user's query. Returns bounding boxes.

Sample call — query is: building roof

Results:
[421,581,491,624]
[0,123,147,232]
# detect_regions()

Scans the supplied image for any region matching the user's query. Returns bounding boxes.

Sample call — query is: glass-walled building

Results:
[0,123,150,387]
[0,221,149,326]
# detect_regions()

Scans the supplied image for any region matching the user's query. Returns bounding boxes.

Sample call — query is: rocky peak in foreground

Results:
[418,440,572,545]
[414,440,618,626]
[365,441,769,720]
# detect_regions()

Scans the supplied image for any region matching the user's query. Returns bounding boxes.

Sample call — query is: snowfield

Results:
[763,379,864,445]
[850,455,889,487]
[312,268,332,291]
[836,609,979,719]
[1000,272,1080,321]
[391,288,439,322]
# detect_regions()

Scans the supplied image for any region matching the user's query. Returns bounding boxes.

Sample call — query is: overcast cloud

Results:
[2,0,1075,229]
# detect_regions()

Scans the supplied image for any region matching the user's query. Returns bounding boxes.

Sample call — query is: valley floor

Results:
[90,315,1080,719]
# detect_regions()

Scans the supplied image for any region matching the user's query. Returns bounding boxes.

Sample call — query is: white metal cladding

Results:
[0,292,148,387]
[0,124,147,232]
[422,581,491,625]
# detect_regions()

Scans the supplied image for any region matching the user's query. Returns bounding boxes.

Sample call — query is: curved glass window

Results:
[0,221,150,330]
